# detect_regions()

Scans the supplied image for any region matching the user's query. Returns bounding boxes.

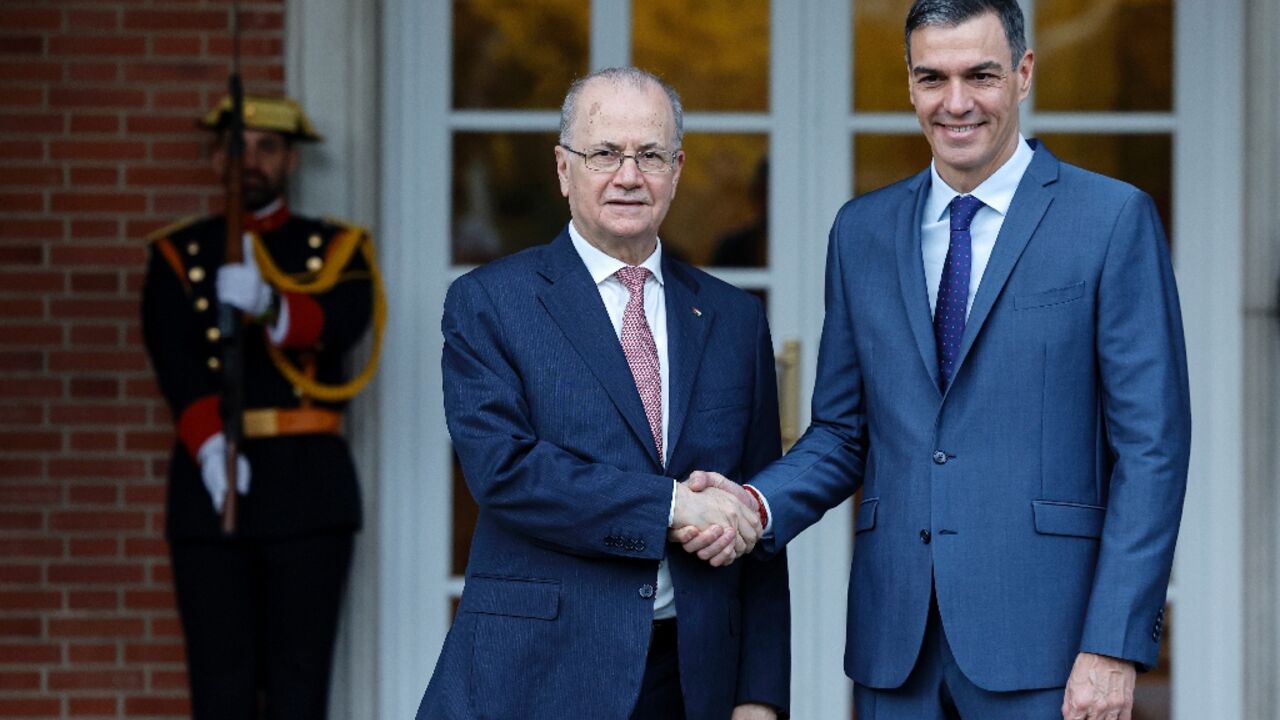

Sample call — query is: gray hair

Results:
[558,67,684,149]
[905,0,1028,68]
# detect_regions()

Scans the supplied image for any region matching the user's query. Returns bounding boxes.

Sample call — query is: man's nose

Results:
[942,79,974,115]
[612,154,644,186]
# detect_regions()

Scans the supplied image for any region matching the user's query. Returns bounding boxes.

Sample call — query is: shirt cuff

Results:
[266,294,291,345]
[668,479,677,527]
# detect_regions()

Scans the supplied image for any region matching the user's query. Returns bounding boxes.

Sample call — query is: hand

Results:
[670,481,760,567]
[196,433,251,514]
[1061,652,1135,720]
[731,703,777,720]
[675,470,763,558]
[216,232,273,317]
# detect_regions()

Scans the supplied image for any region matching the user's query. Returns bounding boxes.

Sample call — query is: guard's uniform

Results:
[141,201,373,719]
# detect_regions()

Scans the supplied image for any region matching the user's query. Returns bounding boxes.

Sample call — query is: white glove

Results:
[196,433,251,514]
[216,232,273,317]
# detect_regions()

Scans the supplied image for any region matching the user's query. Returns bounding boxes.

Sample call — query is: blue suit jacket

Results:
[419,231,791,719]
[750,142,1190,692]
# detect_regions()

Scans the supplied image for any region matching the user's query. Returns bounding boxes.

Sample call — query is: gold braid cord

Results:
[251,227,386,402]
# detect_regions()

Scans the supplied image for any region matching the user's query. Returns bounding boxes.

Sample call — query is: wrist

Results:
[741,484,768,529]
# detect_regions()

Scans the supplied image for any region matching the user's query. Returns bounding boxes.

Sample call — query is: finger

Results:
[710,538,737,567]
[681,525,724,553]
[696,526,737,561]
[685,471,709,492]
[667,525,697,544]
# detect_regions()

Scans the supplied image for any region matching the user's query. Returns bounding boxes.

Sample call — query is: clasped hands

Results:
[667,471,760,567]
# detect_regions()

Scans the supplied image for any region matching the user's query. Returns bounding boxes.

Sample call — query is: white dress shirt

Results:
[568,222,677,619]
[922,135,1035,318]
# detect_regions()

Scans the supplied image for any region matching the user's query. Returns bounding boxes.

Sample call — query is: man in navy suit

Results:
[417,67,790,720]
[684,1,1190,718]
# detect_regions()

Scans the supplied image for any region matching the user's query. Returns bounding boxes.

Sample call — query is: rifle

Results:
[218,3,245,535]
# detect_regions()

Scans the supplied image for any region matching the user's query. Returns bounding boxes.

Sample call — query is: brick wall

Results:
[0,2,284,717]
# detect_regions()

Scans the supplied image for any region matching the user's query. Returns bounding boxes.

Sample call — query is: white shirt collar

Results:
[567,222,665,287]
[924,135,1035,223]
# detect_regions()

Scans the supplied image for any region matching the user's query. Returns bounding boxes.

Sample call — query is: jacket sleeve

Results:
[734,300,791,714]
[441,272,675,561]
[272,230,373,353]
[1078,189,1191,670]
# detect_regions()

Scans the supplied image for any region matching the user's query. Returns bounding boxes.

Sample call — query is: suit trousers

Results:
[170,530,354,720]
[630,618,687,720]
[854,592,1064,720]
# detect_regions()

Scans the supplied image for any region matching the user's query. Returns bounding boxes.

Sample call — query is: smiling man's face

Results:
[555,76,683,259]
[907,11,1033,192]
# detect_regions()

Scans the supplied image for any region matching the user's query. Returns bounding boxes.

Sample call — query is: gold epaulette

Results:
[145,215,203,244]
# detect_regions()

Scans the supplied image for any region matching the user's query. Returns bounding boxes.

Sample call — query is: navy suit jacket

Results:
[750,142,1190,692]
[419,230,791,719]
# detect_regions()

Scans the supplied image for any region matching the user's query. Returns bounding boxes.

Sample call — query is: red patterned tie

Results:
[616,266,663,462]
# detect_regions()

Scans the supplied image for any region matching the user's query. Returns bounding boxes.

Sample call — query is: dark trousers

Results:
[854,593,1064,720]
[630,618,687,720]
[170,530,354,720]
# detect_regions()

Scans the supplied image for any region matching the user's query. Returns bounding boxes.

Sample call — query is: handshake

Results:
[668,471,764,567]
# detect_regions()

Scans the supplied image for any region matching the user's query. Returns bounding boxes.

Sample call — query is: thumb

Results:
[686,470,709,492]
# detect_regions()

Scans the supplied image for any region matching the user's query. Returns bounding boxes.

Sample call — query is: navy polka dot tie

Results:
[934,194,984,388]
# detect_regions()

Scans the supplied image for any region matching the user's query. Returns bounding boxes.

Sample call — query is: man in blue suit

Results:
[417,67,790,720]
[684,1,1190,718]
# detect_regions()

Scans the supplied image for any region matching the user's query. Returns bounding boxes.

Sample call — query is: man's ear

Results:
[554,144,571,198]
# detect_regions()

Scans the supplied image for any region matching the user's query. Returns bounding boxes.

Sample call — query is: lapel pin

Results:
[691,307,702,317]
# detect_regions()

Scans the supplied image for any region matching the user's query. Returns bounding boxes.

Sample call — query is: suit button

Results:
[635,539,646,552]
[639,584,655,599]
[932,451,947,465]
[920,529,931,544]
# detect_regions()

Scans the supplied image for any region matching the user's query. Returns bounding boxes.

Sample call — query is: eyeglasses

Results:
[559,144,679,174]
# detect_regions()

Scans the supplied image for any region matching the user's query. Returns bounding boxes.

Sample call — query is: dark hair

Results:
[904,0,1027,67]
[559,67,684,149]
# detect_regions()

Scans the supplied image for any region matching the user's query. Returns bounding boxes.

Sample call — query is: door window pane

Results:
[1034,0,1173,111]
[1036,134,1172,239]
[632,0,769,112]
[453,0,589,110]
[452,132,566,265]
[853,133,933,197]
[853,0,912,112]
[662,133,769,267]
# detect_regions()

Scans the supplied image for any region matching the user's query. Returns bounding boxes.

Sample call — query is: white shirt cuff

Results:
[266,295,291,345]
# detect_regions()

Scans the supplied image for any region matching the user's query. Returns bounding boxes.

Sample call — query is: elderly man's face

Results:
[555,79,683,255]
[907,11,1033,192]
[212,128,298,210]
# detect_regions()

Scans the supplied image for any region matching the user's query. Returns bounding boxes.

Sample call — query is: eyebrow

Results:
[589,140,665,151]
[912,60,1004,76]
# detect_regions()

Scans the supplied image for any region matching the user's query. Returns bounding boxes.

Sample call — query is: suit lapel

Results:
[950,145,1059,383]
[895,170,944,394]
[536,232,661,467]
[662,259,710,466]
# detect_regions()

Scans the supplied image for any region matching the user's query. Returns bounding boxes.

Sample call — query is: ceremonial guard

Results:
[140,95,384,719]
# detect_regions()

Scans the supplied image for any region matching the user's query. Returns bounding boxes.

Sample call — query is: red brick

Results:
[0,62,60,82]
[68,10,119,31]
[68,62,119,82]
[0,192,44,212]
[69,272,120,293]
[126,376,159,399]
[69,377,119,398]
[0,297,43,318]
[125,115,196,134]
[0,9,63,31]
[126,62,224,83]
[150,616,181,637]
[49,350,146,372]
[240,63,284,83]
[0,618,41,638]
[52,192,147,213]
[68,484,119,504]
[125,642,183,664]
[49,297,138,319]
[0,643,60,665]
[150,670,188,690]
[0,112,61,133]
[49,511,142,532]
[150,140,203,161]
[0,539,62,558]
[68,166,119,185]
[124,485,166,506]
[207,36,283,57]
[0,564,42,583]
[0,378,61,399]
[0,273,64,294]
[0,486,56,507]
[51,405,146,425]
[50,670,144,691]
[0,404,43,424]
[49,617,144,638]
[0,698,58,716]
[124,537,167,558]
[48,458,146,479]
[153,92,201,112]
[0,432,60,451]
[0,351,43,372]
[125,696,191,716]
[151,36,201,56]
[125,431,170,453]
[47,563,144,583]
[48,35,146,57]
[69,537,120,558]
[153,193,204,214]
[125,10,227,31]
[0,37,44,56]
[0,140,42,160]
[128,167,211,186]
[0,460,44,482]
[69,325,121,346]
[125,590,174,611]
[241,11,284,31]
[0,86,44,108]
[0,247,43,265]
[68,696,119,716]
[0,166,62,187]
[68,592,118,611]
[0,592,60,611]
[69,220,120,240]
[52,140,145,161]
[70,114,119,134]
[0,671,41,690]
[0,218,62,239]
[68,430,120,453]
[50,87,146,109]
